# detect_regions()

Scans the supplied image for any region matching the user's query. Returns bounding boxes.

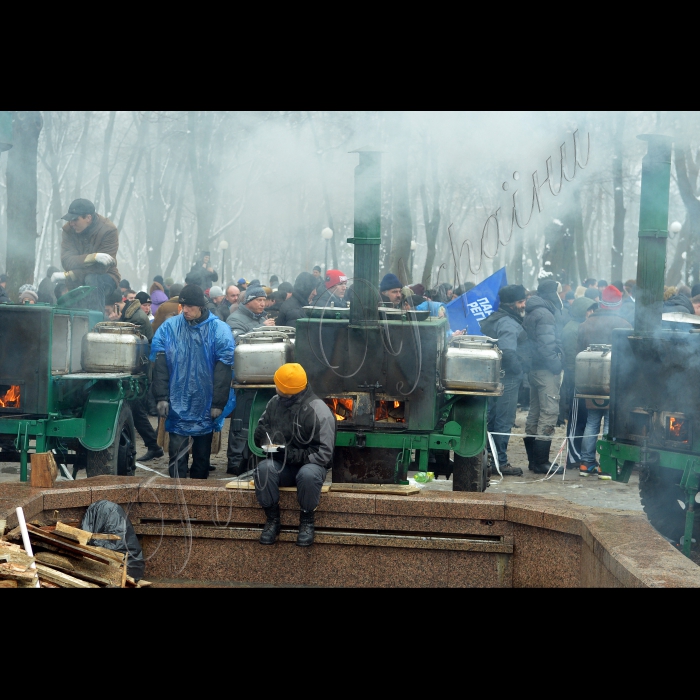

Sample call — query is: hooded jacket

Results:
[276,272,318,329]
[663,294,694,315]
[523,294,563,375]
[577,307,632,353]
[150,311,235,436]
[120,299,153,341]
[479,304,530,378]
[253,387,336,469]
[61,215,121,288]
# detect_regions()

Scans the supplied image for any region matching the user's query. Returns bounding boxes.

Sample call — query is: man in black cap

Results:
[522,279,565,475]
[151,284,234,479]
[480,285,531,477]
[52,198,121,312]
[135,291,153,320]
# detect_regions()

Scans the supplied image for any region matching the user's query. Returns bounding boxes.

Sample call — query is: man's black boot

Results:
[523,436,536,471]
[137,447,164,462]
[297,510,315,547]
[533,440,563,475]
[259,504,281,545]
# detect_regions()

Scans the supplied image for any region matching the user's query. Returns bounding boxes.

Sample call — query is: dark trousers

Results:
[168,432,213,479]
[564,369,588,466]
[84,273,116,312]
[254,459,327,511]
[129,396,158,450]
[487,374,522,465]
[227,391,254,473]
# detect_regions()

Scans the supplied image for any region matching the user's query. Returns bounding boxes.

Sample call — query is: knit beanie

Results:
[380,273,402,292]
[274,363,308,395]
[600,284,623,308]
[325,269,348,289]
[244,286,267,303]
[409,283,425,297]
[19,290,38,303]
[209,286,224,298]
[178,284,207,307]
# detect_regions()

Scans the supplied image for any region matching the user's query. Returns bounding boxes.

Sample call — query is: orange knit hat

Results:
[274,363,308,395]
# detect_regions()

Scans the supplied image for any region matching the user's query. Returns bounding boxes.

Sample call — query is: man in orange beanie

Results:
[252,363,336,546]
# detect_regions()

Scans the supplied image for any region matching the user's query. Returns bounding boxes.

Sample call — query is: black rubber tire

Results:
[639,464,690,543]
[86,403,137,477]
[452,449,489,492]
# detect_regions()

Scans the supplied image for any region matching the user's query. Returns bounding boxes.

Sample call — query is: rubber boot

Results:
[533,440,563,475]
[523,436,536,471]
[297,510,315,547]
[259,504,281,545]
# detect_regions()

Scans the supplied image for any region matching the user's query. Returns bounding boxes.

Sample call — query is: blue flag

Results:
[445,267,508,335]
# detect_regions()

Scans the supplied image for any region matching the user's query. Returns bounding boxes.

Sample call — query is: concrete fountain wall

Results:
[2,476,699,587]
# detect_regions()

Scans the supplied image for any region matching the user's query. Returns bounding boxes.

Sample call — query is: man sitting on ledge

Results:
[253,363,335,547]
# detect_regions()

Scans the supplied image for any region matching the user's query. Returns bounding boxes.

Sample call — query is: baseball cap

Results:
[62,198,96,221]
[325,269,348,289]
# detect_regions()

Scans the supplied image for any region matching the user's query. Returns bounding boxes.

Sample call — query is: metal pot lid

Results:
[448,334,497,347]
[238,327,295,343]
[92,321,140,335]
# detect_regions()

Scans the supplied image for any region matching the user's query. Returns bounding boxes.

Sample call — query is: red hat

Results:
[325,269,348,289]
[600,284,623,308]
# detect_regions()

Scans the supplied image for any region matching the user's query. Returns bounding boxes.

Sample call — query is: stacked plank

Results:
[0,521,150,588]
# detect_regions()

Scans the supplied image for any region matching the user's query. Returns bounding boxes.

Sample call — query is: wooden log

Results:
[0,562,37,582]
[35,564,99,588]
[54,521,121,546]
[211,431,221,455]
[30,452,59,488]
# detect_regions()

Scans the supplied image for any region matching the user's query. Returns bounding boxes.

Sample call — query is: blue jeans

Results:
[84,273,116,312]
[580,408,609,466]
[488,374,522,465]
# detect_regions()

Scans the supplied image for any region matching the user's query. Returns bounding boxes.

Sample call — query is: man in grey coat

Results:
[523,279,565,475]
[226,285,275,475]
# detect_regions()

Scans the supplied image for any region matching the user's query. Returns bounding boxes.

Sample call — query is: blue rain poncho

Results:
[150,312,235,436]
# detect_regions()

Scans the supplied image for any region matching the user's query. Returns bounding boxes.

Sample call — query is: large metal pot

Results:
[234,327,295,384]
[575,344,611,397]
[443,335,502,392]
[81,322,150,373]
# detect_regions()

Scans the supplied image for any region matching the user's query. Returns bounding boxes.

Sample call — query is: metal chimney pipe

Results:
[348,149,381,326]
[634,134,673,335]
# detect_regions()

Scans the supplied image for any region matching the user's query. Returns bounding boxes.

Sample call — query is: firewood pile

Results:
[0,520,151,589]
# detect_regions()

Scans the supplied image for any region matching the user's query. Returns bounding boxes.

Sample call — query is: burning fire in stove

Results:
[375,400,405,423]
[326,398,354,421]
[667,415,689,443]
[0,385,20,409]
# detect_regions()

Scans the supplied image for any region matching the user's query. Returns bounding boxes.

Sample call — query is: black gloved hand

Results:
[286,447,306,464]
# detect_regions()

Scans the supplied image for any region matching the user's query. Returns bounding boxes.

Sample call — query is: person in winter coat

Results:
[253,363,335,547]
[561,296,596,469]
[315,269,349,308]
[226,286,275,339]
[522,279,565,474]
[37,266,60,304]
[119,297,153,341]
[149,282,168,316]
[479,285,531,476]
[53,198,121,312]
[276,272,319,329]
[225,286,275,475]
[186,251,218,291]
[662,292,695,330]
[151,284,183,332]
[576,285,632,475]
[151,284,235,479]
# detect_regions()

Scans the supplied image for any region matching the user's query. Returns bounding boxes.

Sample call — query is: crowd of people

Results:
[480,275,700,480]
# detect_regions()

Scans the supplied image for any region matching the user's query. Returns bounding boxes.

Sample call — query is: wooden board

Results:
[35,563,99,588]
[30,452,58,488]
[329,483,421,495]
[54,521,121,546]
[27,524,122,565]
[226,480,331,492]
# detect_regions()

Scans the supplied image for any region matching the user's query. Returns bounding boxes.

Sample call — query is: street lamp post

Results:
[321,227,333,273]
[218,239,229,284]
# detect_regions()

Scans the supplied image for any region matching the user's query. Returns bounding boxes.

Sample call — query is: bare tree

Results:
[610,112,626,282]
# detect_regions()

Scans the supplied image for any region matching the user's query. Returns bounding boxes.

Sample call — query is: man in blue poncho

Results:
[150,284,235,479]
